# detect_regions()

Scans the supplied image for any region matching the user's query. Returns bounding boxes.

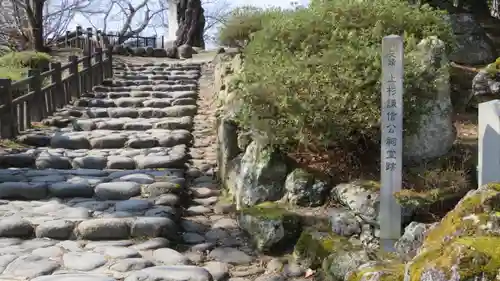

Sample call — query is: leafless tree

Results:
[80,0,166,45]
[202,0,231,44]
[0,0,93,51]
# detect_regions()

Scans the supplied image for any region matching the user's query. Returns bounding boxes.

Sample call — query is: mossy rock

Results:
[405,183,500,281]
[408,236,500,281]
[346,260,405,281]
[293,227,339,269]
[238,201,301,253]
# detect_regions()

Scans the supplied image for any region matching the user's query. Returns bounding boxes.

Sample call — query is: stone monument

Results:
[166,0,179,48]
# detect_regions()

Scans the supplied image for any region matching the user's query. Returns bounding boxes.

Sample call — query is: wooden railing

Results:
[50,26,162,52]
[0,47,113,139]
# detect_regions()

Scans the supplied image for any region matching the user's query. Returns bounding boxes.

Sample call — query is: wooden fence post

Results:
[95,48,104,85]
[83,51,92,93]
[86,27,93,55]
[69,55,81,99]
[28,69,44,124]
[161,36,164,49]
[106,46,113,78]
[0,79,16,138]
[50,62,64,110]
[65,31,70,48]
[76,26,82,49]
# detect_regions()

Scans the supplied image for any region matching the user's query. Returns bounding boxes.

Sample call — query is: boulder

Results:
[178,44,193,59]
[134,47,146,56]
[238,202,301,252]
[283,168,330,207]
[448,13,496,65]
[471,62,500,105]
[394,221,435,261]
[293,228,341,269]
[231,141,288,209]
[332,180,414,225]
[404,183,500,281]
[145,47,154,56]
[166,47,178,59]
[153,48,168,58]
[403,36,456,162]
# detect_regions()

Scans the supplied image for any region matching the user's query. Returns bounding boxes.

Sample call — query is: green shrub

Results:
[233,0,454,156]
[0,51,51,69]
[217,6,285,48]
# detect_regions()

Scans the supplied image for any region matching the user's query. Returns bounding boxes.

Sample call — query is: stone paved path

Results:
[0,59,307,281]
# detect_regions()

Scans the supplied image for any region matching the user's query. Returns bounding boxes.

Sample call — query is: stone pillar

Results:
[166,0,179,48]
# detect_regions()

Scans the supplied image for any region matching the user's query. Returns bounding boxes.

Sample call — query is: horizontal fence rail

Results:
[0,47,113,139]
[49,26,162,53]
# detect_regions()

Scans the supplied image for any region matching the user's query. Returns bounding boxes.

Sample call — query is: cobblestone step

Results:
[113,71,200,76]
[110,74,200,81]
[113,63,201,71]
[0,62,265,281]
[73,97,197,108]
[0,146,188,169]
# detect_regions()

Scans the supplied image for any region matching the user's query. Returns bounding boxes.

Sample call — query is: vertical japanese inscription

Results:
[380,35,403,251]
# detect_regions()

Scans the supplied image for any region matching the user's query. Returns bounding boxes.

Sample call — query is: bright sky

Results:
[69,0,310,40]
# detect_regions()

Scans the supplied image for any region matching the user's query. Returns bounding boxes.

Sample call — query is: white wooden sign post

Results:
[380,35,403,251]
[478,100,500,188]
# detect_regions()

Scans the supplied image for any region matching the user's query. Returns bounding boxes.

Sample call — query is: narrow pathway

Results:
[0,58,307,281]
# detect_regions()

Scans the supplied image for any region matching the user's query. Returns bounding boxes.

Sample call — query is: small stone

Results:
[120,173,155,184]
[72,156,108,169]
[214,202,235,214]
[254,274,285,281]
[132,237,170,251]
[110,258,154,272]
[100,246,140,259]
[3,255,60,278]
[31,274,116,281]
[183,232,206,244]
[0,182,48,200]
[36,220,75,239]
[124,266,213,281]
[62,252,107,271]
[155,193,180,206]
[49,182,94,198]
[77,218,130,240]
[146,181,183,196]
[131,217,178,239]
[209,247,252,265]
[115,199,152,212]
[266,258,284,273]
[95,181,141,200]
[0,217,34,237]
[186,205,212,216]
[204,261,229,281]
[153,248,190,265]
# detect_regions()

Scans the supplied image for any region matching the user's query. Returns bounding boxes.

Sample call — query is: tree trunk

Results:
[492,0,500,19]
[174,0,206,49]
[26,0,46,52]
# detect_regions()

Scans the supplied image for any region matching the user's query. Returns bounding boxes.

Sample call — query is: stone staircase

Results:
[0,61,259,281]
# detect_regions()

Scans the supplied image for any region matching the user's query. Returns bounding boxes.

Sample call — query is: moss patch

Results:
[293,228,349,269]
[239,201,291,220]
[347,261,405,281]
[406,184,500,281]
[409,236,500,281]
